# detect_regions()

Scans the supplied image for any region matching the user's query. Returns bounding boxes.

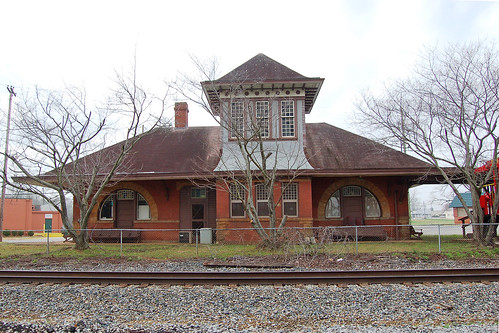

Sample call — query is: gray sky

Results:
[1,0,497,209]
[1,0,498,132]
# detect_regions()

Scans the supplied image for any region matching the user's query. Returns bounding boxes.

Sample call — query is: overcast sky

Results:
[1,0,498,206]
[1,0,498,132]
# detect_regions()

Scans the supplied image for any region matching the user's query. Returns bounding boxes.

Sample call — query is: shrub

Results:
[27,231,34,237]
[2,230,10,237]
[16,230,24,237]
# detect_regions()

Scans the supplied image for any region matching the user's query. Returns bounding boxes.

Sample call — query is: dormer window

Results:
[281,100,295,137]
[255,101,270,138]
[230,101,244,138]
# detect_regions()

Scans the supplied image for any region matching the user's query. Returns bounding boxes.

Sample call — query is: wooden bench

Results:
[62,231,74,242]
[319,226,388,241]
[410,226,423,240]
[90,230,141,243]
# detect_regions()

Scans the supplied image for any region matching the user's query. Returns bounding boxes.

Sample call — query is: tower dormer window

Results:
[281,100,295,137]
[230,101,244,138]
[255,101,270,138]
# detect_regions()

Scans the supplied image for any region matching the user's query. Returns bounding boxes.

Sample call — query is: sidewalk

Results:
[2,236,65,243]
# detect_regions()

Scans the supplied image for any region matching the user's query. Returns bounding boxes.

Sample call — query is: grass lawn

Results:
[1,236,498,261]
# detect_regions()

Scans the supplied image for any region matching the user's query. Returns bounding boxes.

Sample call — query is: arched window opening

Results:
[364,190,381,217]
[98,190,152,221]
[325,190,341,218]
[99,196,114,220]
[137,193,151,220]
[325,186,381,218]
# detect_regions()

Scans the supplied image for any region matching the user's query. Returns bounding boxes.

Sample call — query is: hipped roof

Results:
[201,54,324,115]
[57,123,434,181]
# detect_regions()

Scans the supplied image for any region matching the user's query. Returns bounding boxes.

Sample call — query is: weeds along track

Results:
[0,268,498,286]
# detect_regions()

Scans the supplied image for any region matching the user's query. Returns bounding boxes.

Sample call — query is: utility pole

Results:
[0,86,16,242]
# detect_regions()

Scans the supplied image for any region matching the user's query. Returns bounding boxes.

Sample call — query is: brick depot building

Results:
[77,54,435,242]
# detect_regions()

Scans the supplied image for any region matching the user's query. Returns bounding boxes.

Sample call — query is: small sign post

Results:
[45,214,53,254]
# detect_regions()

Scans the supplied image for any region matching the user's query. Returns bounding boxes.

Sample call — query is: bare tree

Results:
[2,69,166,250]
[355,41,499,246]
[170,56,311,248]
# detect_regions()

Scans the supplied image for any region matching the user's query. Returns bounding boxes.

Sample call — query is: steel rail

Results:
[0,268,498,285]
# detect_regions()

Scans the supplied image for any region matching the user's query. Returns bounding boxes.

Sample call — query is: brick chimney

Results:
[174,102,189,129]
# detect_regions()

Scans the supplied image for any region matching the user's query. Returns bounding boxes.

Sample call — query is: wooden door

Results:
[343,196,364,225]
[116,199,134,228]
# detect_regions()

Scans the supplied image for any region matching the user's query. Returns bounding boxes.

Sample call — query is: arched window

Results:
[137,193,151,220]
[98,190,151,221]
[99,196,114,220]
[325,186,381,218]
[364,190,381,217]
[325,190,341,218]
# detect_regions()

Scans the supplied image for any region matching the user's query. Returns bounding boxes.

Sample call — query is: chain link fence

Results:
[1,223,497,259]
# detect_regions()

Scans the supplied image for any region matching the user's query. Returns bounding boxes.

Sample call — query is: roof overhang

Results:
[201,78,324,116]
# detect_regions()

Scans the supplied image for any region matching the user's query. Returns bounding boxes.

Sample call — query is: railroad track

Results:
[0,268,498,286]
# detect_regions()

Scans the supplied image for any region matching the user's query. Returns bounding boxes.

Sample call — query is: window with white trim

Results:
[230,101,244,138]
[136,193,151,220]
[256,184,269,217]
[230,184,245,217]
[282,183,298,216]
[99,196,113,220]
[281,100,295,137]
[255,101,269,138]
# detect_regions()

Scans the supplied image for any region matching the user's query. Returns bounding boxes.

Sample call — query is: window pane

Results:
[255,101,269,138]
[117,189,134,200]
[137,193,150,220]
[257,202,269,217]
[283,202,297,216]
[365,190,381,217]
[191,187,206,198]
[192,204,204,220]
[231,102,244,138]
[230,184,245,200]
[100,197,113,219]
[282,183,297,200]
[281,101,295,137]
[231,202,245,217]
[343,186,361,196]
[256,184,269,200]
[325,190,341,218]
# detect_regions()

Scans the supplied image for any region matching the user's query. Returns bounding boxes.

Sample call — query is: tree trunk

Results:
[74,230,90,250]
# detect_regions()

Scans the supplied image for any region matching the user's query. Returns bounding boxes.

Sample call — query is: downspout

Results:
[394,190,399,240]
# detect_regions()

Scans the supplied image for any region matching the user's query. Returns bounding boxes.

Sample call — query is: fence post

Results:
[120,229,123,257]
[46,230,50,255]
[438,224,441,254]
[355,226,358,255]
[196,230,199,257]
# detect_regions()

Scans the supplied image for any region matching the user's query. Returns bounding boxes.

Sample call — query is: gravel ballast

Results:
[0,256,497,332]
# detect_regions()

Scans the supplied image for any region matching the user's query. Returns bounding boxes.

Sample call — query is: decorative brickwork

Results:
[88,182,159,226]
[317,177,391,220]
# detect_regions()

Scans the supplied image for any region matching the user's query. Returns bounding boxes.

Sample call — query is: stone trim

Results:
[89,182,159,226]
[317,178,391,220]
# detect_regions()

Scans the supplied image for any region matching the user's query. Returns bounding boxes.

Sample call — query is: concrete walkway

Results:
[2,236,66,243]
